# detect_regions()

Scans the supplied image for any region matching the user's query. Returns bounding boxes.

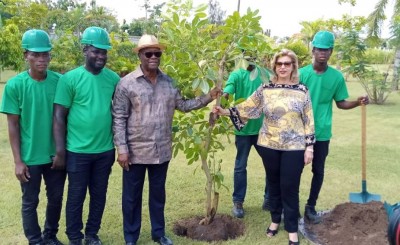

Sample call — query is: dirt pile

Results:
[302,201,389,245]
[173,214,245,242]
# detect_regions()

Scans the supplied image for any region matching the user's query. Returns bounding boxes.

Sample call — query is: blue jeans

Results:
[233,135,269,203]
[122,162,169,243]
[65,149,115,240]
[306,140,330,207]
[21,163,66,244]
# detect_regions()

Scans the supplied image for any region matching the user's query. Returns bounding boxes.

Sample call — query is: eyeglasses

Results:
[143,51,162,58]
[276,61,293,67]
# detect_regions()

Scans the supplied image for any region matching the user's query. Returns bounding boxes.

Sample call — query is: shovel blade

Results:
[349,191,381,204]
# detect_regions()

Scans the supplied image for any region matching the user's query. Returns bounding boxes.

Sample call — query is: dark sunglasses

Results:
[276,61,293,67]
[143,51,162,58]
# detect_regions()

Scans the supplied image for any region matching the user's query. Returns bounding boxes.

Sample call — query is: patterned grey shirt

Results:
[112,67,212,164]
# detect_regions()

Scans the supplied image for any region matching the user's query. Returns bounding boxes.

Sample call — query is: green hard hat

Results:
[312,31,335,49]
[81,26,111,50]
[21,29,52,52]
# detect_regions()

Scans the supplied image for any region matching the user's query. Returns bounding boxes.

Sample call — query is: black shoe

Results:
[84,236,102,245]
[152,236,173,245]
[68,239,82,245]
[43,236,64,245]
[304,205,322,224]
[232,202,244,218]
[262,198,270,211]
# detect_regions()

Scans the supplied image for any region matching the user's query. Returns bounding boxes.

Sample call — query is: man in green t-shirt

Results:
[223,59,270,218]
[53,26,120,245]
[299,30,369,224]
[0,29,66,245]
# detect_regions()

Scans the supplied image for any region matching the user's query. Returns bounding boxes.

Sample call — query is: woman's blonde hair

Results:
[270,49,299,83]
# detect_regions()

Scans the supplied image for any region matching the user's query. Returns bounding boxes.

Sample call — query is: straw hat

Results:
[133,34,166,53]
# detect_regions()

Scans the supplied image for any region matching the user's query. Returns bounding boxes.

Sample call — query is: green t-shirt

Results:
[0,70,61,165]
[54,66,120,153]
[299,64,349,141]
[223,68,268,135]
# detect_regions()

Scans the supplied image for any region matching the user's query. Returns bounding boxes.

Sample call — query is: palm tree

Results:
[299,20,323,51]
[367,0,400,90]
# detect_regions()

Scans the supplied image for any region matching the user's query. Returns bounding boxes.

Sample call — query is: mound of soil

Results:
[302,201,389,245]
[173,214,245,242]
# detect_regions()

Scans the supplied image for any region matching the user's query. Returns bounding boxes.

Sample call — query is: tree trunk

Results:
[392,48,400,91]
[198,51,227,226]
[198,144,217,225]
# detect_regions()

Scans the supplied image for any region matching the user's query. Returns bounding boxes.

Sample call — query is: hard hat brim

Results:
[312,43,333,49]
[91,44,112,50]
[25,47,52,52]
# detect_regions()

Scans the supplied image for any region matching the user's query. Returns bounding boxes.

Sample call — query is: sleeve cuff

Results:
[229,107,245,131]
[305,134,316,146]
[117,145,129,154]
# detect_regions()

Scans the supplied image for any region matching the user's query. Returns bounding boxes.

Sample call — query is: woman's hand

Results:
[212,105,230,116]
[304,147,314,165]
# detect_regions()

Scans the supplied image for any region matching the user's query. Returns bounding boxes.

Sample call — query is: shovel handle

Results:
[361,105,366,181]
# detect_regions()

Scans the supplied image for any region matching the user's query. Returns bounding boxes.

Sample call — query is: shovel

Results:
[349,105,381,203]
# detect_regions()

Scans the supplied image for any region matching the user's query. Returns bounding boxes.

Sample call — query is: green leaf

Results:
[194,136,202,145]
[195,12,207,19]
[195,3,208,13]
[206,68,217,81]
[186,149,194,158]
[250,68,259,81]
[173,145,179,158]
[187,127,193,136]
[198,60,207,68]
[172,13,179,25]
[192,78,201,90]
[172,125,180,132]
[220,96,229,108]
[199,79,210,94]
[198,19,209,27]
[234,98,246,105]
[235,58,249,70]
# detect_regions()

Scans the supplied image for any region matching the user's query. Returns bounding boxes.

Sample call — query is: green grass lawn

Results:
[0,70,17,83]
[0,73,399,244]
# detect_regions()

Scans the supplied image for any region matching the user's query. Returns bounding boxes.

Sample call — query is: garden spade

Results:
[349,105,381,204]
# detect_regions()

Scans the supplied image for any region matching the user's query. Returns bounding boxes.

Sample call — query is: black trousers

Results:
[259,147,304,233]
[306,140,330,207]
[20,163,66,244]
[122,161,170,243]
[65,149,115,241]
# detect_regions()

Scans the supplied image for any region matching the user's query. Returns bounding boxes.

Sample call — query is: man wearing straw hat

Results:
[112,34,221,245]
